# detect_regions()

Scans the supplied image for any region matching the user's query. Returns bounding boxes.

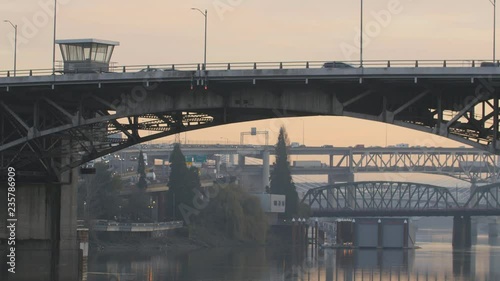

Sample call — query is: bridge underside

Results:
[1,71,500,181]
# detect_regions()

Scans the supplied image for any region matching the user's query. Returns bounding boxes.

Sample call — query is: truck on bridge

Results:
[293,160,322,167]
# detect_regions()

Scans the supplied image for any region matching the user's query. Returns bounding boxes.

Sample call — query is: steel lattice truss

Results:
[0,92,215,181]
[465,183,500,209]
[355,77,500,152]
[332,150,499,183]
[302,181,459,210]
[302,181,500,216]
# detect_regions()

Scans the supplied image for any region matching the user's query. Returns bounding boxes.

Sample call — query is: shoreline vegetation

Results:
[85,127,310,253]
[90,185,292,253]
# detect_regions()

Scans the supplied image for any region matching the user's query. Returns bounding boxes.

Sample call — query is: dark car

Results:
[480,62,499,67]
[322,61,354,68]
[139,67,177,72]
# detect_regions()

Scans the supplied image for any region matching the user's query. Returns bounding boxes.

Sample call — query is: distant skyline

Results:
[2,0,497,147]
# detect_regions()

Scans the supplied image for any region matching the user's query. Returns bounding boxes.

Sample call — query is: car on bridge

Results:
[139,67,177,72]
[322,61,354,68]
[480,62,500,67]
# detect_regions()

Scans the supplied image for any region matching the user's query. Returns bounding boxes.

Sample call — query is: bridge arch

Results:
[301,181,461,216]
[2,65,500,179]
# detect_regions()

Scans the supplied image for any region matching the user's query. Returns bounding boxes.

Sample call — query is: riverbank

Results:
[89,225,289,253]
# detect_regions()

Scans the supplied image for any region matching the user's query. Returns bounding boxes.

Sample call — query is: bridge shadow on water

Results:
[1,238,500,281]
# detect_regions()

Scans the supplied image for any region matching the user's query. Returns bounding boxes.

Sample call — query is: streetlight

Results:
[220,137,229,145]
[4,20,17,76]
[491,0,497,63]
[191,8,208,70]
[360,0,364,68]
[53,0,57,74]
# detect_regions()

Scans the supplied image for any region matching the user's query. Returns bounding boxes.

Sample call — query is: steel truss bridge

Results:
[130,145,499,183]
[301,181,500,217]
[3,59,500,182]
[333,147,500,183]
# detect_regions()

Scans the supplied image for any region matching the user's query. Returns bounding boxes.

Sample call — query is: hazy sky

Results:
[1,0,496,147]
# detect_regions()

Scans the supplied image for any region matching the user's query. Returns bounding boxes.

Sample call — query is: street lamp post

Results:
[4,20,17,77]
[360,0,364,68]
[53,0,57,75]
[191,8,208,70]
[491,0,497,63]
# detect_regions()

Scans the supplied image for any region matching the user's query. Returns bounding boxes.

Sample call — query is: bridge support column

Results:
[453,216,472,248]
[238,155,245,167]
[471,218,478,245]
[215,155,221,176]
[229,153,235,166]
[262,149,270,191]
[346,173,354,182]
[0,171,77,247]
[0,171,79,280]
[489,223,499,237]
[346,183,356,209]
[327,174,335,208]
[327,173,335,185]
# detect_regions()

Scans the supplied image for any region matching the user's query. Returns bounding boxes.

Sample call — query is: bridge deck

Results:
[2,66,500,87]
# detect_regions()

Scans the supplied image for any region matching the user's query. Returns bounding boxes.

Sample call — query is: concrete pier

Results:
[489,223,499,237]
[453,216,472,248]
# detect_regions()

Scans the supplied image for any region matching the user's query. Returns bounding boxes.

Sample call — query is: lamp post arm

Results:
[191,8,206,17]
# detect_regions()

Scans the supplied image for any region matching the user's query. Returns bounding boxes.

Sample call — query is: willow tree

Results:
[270,126,298,218]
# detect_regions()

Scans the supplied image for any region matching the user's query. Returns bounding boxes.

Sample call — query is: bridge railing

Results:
[1,59,499,78]
[91,220,183,228]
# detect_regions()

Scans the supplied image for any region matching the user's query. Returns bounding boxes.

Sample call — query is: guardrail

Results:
[92,220,183,227]
[1,59,499,78]
[89,220,184,232]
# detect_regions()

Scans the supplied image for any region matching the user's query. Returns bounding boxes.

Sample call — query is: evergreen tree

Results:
[80,162,122,220]
[137,150,148,189]
[167,143,196,221]
[270,127,299,218]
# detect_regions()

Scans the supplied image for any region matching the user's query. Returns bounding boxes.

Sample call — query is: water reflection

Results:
[2,240,500,281]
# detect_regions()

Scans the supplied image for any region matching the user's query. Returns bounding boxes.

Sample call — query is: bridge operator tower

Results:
[56,38,119,73]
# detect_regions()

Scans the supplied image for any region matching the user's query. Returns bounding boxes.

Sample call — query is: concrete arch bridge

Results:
[2,60,500,181]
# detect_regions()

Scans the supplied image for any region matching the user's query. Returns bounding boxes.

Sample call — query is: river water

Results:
[80,236,499,281]
[1,233,499,280]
